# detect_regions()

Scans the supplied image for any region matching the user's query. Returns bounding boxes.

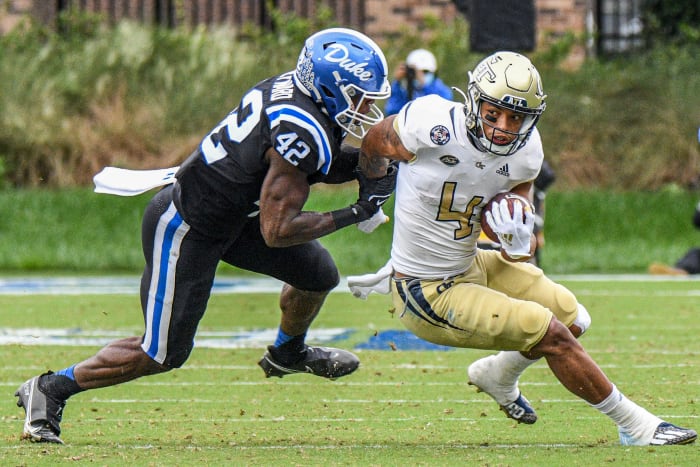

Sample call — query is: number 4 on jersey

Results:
[436,182,484,240]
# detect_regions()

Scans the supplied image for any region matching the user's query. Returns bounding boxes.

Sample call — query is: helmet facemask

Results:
[334,77,389,139]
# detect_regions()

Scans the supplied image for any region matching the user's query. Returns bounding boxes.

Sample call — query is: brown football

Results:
[480,192,534,243]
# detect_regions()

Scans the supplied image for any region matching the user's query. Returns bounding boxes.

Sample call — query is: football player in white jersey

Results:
[353,51,696,446]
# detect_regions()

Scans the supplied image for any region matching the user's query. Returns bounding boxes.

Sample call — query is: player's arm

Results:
[359,115,414,178]
[259,148,340,247]
[307,144,359,185]
[510,181,534,201]
[260,146,392,246]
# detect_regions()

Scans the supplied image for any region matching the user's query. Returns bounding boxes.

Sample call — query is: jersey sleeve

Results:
[266,104,335,176]
[520,128,546,182]
[394,95,457,155]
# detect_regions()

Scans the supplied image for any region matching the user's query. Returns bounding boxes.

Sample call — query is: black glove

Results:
[355,161,399,213]
[330,161,398,230]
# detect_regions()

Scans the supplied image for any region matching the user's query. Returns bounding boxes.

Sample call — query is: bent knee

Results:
[530,319,582,358]
[550,283,580,327]
[571,304,592,336]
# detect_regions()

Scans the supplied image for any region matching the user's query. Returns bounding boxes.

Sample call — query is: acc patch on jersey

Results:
[430,125,450,145]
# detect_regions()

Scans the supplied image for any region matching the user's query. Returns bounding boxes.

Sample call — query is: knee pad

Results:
[572,304,591,335]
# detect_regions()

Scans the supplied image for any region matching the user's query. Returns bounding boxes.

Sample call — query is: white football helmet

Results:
[295,28,391,138]
[462,51,546,156]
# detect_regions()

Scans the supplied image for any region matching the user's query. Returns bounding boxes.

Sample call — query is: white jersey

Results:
[390,95,544,278]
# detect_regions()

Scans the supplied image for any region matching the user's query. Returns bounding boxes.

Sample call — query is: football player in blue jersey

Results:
[15,28,395,444]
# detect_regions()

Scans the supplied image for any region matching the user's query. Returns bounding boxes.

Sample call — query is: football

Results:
[480,192,534,243]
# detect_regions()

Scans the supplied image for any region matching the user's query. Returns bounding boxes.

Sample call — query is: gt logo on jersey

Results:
[276,132,311,165]
[439,155,459,166]
[430,125,450,145]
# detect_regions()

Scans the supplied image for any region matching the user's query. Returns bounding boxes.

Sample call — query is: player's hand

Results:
[355,161,398,216]
[484,199,535,259]
[357,207,389,233]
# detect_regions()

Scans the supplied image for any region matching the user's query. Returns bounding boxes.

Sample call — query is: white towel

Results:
[346,260,392,299]
[93,166,180,196]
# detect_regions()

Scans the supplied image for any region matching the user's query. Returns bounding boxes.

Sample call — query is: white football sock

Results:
[591,385,662,443]
[491,351,539,398]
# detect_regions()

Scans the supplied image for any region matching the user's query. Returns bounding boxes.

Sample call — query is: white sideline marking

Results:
[0,275,698,295]
[0,327,350,348]
[0,276,288,295]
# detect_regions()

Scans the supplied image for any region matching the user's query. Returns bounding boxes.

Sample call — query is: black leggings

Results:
[139,186,340,368]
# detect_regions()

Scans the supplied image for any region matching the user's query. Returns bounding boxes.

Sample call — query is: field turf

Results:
[0,277,698,465]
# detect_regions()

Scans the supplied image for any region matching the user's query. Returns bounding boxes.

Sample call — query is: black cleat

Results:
[15,373,66,444]
[258,345,359,379]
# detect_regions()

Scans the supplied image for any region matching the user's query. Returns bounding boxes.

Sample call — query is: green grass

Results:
[0,187,698,275]
[0,278,698,465]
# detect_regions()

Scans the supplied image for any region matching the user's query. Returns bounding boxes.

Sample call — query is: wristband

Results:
[331,205,361,230]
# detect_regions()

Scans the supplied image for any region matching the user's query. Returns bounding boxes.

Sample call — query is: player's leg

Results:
[466,249,590,421]
[223,219,358,379]
[528,319,696,445]
[391,272,551,424]
[16,187,223,443]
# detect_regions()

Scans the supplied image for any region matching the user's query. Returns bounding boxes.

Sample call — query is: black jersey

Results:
[173,71,344,237]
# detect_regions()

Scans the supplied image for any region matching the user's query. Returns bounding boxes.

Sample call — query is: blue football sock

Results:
[274,328,299,347]
[55,365,77,381]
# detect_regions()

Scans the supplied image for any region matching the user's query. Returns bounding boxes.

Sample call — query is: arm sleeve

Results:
[394,95,452,154]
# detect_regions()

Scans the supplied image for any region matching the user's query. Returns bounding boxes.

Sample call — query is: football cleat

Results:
[258,345,359,379]
[619,422,697,446]
[467,355,538,424]
[15,373,66,444]
[497,393,538,425]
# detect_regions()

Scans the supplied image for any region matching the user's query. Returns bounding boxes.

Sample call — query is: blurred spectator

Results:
[384,49,453,115]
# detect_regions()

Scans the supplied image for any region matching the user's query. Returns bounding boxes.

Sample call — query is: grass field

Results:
[0,277,698,465]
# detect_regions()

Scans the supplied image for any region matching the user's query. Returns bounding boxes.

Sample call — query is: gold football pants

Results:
[391,249,579,352]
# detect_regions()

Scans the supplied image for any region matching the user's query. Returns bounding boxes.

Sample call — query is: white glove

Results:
[484,199,534,259]
[357,207,389,233]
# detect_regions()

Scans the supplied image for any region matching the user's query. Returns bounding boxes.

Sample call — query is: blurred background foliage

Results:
[0,5,698,191]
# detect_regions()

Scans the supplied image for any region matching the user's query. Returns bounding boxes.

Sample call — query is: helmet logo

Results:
[473,57,499,84]
[296,48,315,94]
[323,43,374,81]
[502,94,527,108]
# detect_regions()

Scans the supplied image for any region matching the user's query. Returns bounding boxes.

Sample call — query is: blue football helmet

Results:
[295,28,390,138]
